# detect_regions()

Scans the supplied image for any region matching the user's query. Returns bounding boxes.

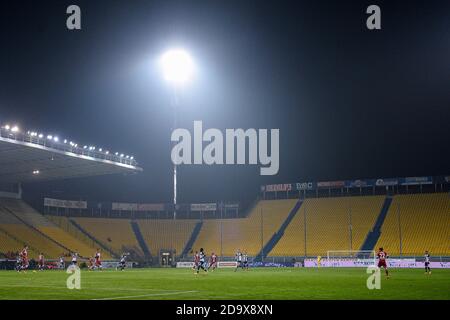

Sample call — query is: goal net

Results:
[326,250,376,265]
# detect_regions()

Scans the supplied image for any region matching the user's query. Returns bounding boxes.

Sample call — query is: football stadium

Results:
[1,0,449,306]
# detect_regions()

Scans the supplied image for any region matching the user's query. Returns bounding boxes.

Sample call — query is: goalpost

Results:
[326,250,376,265]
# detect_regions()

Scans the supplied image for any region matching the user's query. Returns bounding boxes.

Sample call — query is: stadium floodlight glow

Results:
[120,153,124,158]
[98,148,102,152]
[160,49,195,85]
[83,145,87,149]
[105,151,109,154]
[4,125,10,130]
[32,170,40,175]
[53,136,59,142]
[11,126,19,133]
[130,156,134,160]
[38,133,43,138]
[115,152,119,156]
[64,139,67,143]
[47,135,53,140]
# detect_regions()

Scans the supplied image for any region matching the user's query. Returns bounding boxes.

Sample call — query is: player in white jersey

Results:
[71,252,78,266]
[117,252,129,271]
[424,251,431,275]
[59,255,65,269]
[234,249,242,272]
[196,248,208,274]
[242,252,249,270]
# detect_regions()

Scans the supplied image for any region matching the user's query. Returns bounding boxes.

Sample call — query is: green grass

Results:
[0,268,448,300]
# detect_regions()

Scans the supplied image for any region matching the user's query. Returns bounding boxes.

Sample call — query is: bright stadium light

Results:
[53,136,59,142]
[4,125,10,130]
[160,49,195,85]
[105,150,109,154]
[159,48,196,219]
[11,126,19,132]
[38,133,43,138]
[47,135,53,140]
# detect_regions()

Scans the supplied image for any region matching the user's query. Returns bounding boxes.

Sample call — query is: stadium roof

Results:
[0,134,143,184]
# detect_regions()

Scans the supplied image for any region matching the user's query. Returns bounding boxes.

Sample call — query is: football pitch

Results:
[0,268,449,300]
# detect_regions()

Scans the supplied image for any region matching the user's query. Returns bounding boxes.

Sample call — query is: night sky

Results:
[1,0,449,204]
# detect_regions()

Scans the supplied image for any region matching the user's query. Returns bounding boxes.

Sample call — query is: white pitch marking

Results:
[91,290,198,300]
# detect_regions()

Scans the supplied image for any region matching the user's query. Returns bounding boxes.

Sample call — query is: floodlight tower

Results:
[160,49,194,219]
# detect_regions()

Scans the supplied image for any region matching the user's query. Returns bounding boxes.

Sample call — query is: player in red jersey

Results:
[377,247,389,278]
[208,252,218,271]
[20,245,29,272]
[95,249,102,270]
[193,251,200,272]
[38,253,45,271]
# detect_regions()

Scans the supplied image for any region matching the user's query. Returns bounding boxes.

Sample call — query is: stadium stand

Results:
[192,199,298,256]
[1,193,448,261]
[375,193,450,256]
[0,198,112,259]
[72,217,144,258]
[137,219,199,257]
[269,196,385,257]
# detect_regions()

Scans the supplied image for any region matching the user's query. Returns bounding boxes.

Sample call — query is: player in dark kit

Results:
[377,247,389,278]
[424,251,431,275]
[117,252,130,271]
[196,248,208,274]
[15,253,22,272]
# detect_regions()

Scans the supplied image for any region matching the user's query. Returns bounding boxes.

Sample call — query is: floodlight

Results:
[160,49,194,85]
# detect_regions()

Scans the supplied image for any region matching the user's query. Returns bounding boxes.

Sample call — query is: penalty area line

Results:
[91,290,199,300]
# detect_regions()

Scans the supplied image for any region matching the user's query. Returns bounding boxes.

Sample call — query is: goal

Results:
[326,250,376,265]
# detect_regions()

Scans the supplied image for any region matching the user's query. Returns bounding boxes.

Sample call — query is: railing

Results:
[0,126,138,167]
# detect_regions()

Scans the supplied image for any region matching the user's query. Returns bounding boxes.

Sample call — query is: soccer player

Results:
[242,251,249,270]
[208,252,218,271]
[193,251,199,272]
[196,248,208,274]
[59,255,65,269]
[95,249,103,270]
[87,256,95,270]
[15,253,22,272]
[20,245,29,272]
[38,253,45,271]
[117,252,129,271]
[234,249,242,272]
[71,251,78,266]
[424,251,431,275]
[377,247,389,278]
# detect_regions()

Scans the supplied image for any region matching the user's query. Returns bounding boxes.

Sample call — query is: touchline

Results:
[171,121,279,175]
